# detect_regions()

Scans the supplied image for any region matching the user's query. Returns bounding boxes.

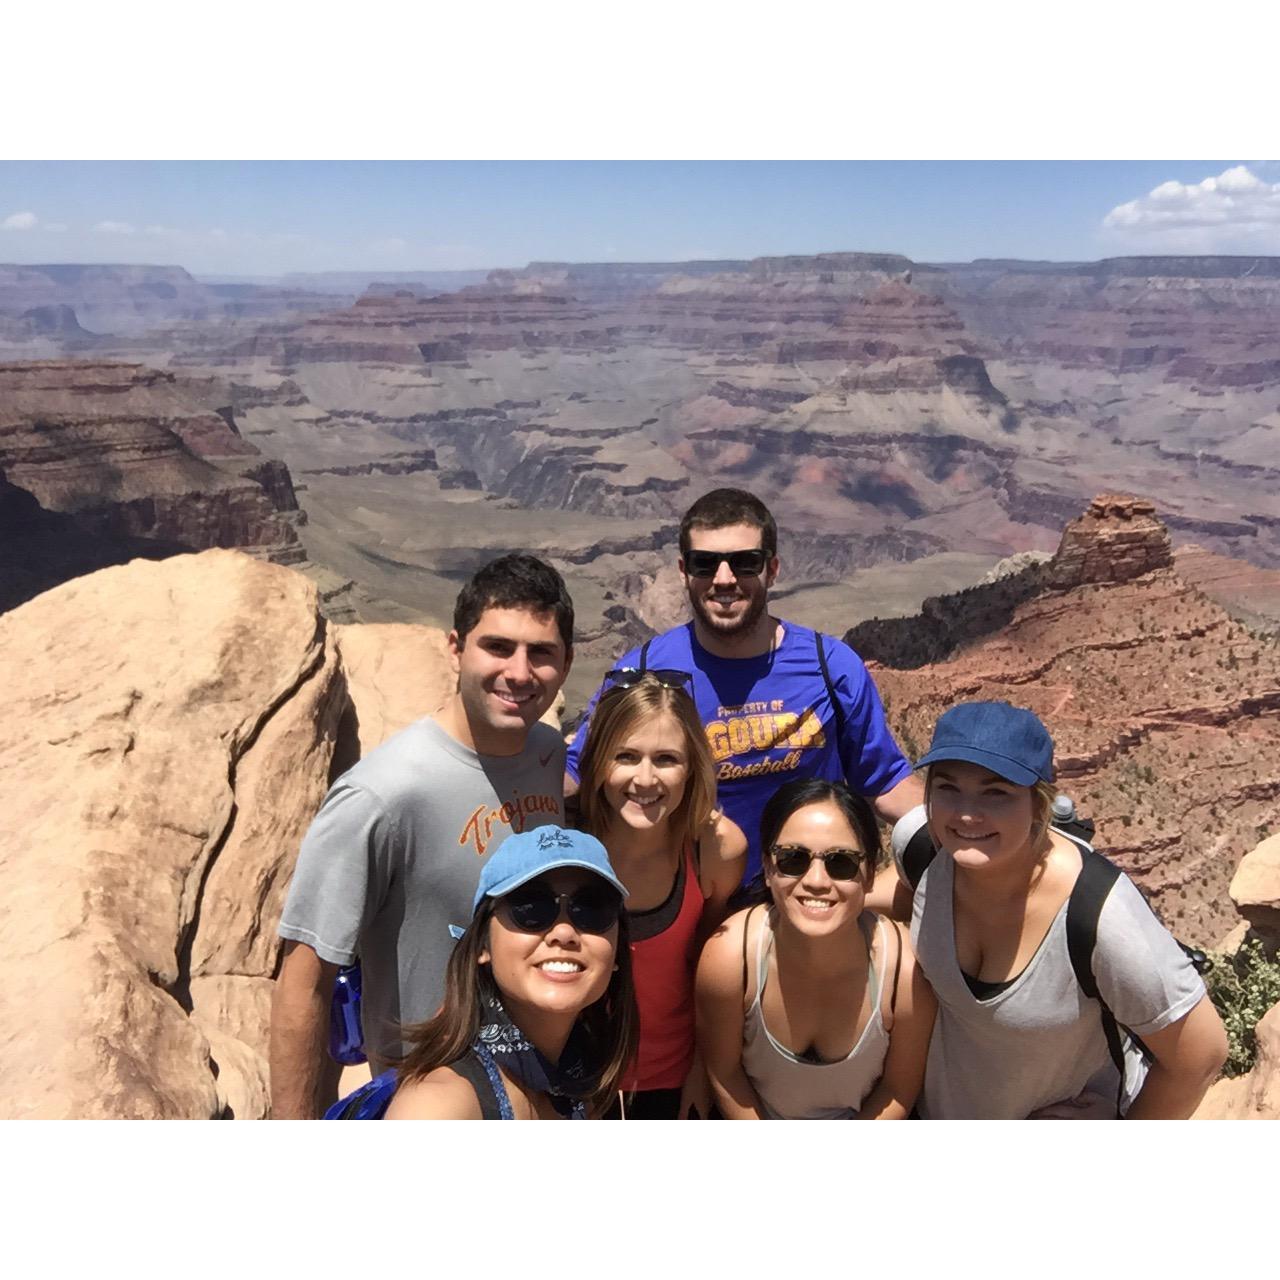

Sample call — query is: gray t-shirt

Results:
[279,716,565,1066]
[901,842,1205,1119]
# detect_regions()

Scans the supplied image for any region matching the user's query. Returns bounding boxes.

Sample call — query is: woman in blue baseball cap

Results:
[892,699,1226,1119]
[330,826,638,1119]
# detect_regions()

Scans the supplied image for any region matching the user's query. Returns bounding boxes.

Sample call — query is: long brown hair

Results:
[576,677,717,851]
[396,897,639,1115]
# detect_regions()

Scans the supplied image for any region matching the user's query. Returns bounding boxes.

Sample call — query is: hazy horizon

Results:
[4,161,1279,279]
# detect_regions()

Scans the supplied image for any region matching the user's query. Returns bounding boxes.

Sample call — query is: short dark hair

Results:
[759,778,881,880]
[452,554,574,651]
[679,488,777,558]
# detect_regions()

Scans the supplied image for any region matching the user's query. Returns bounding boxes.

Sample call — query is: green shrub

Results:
[1205,937,1280,1077]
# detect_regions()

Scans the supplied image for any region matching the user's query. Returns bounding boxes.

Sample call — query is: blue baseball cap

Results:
[916,701,1055,787]
[472,825,628,914]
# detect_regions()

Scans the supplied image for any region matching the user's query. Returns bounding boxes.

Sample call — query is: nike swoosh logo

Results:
[539,748,558,767]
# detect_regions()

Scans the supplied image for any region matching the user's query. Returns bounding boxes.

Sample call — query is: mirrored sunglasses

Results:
[500,880,623,934]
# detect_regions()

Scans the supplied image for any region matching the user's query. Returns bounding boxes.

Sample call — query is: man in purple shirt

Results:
[566,488,923,882]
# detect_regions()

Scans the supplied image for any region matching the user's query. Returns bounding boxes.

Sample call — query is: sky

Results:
[3,160,1279,279]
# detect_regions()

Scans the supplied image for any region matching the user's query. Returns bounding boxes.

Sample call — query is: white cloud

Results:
[2,210,38,230]
[1102,165,1280,252]
[95,220,136,234]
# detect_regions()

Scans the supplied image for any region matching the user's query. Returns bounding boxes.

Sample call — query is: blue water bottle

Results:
[328,962,367,1065]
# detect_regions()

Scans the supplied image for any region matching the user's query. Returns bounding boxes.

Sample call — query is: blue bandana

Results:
[475,985,600,1119]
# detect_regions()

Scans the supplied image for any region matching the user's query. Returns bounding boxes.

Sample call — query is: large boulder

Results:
[1230,833,1280,952]
[334,622,455,759]
[0,549,345,1117]
[1195,999,1280,1119]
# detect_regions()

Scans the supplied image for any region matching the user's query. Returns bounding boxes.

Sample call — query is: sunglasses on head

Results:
[769,844,869,881]
[683,548,769,578]
[602,667,693,694]
[499,878,623,935]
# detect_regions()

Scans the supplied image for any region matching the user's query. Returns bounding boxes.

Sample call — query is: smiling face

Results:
[483,868,619,1022]
[680,522,778,641]
[926,760,1038,871]
[765,799,870,938]
[601,710,691,835]
[449,605,571,754]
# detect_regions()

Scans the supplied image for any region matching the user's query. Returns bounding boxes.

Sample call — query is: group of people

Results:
[270,487,1228,1120]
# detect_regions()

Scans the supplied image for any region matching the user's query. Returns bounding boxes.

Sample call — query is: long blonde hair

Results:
[577,677,717,851]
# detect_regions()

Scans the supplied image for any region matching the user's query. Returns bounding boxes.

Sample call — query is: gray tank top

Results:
[742,909,893,1119]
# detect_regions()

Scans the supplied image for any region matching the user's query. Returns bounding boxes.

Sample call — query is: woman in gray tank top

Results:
[898,700,1227,1119]
[696,780,936,1119]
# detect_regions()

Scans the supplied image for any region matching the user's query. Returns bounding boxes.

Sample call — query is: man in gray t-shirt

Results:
[269,555,574,1119]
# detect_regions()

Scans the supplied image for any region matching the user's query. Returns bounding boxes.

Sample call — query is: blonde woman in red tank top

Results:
[576,672,746,1119]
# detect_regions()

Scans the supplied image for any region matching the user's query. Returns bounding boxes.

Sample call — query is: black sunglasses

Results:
[683,548,769,578]
[500,880,623,935]
[602,667,693,694]
[769,844,869,881]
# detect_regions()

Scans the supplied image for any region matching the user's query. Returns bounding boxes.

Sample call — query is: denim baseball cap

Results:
[916,701,1055,787]
[471,825,628,914]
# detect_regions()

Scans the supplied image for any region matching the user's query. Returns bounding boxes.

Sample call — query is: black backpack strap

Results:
[637,637,653,675]
[447,1051,504,1120]
[887,919,904,1025]
[901,823,937,891]
[814,632,847,752]
[1065,848,1127,1116]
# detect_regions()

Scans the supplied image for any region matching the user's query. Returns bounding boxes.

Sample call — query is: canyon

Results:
[6,251,1275,707]
[2,245,1278,1113]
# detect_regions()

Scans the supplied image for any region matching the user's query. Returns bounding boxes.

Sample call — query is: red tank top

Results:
[622,842,705,1092]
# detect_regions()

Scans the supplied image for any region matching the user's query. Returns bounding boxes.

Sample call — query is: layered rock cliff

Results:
[852,494,1280,946]
[0,360,302,610]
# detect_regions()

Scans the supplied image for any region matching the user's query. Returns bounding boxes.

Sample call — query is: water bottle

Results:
[1051,793,1095,845]
[328,962,367,1065]
[1051,794,1076,824]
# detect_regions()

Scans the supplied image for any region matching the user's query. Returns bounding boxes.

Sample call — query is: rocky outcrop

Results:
[1047,494,1173,588]
[1229,833,1280,952]
[0,551,344,1118]
[0,550,470,1118]
[857,496,1280,946]
[1195,1000,1280,1119]
[333,622,456,760]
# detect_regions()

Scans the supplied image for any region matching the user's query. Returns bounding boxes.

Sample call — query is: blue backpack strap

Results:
[323,1068,400,1120]
[1065,847,1128,1115]
[470,1043,516,1120]
[814,632,847,752]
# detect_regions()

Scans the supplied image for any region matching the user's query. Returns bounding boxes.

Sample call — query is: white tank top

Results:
[741,909,893,1119]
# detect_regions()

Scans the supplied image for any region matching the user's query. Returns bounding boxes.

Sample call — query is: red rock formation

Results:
[1047,493,1173,587]
[857,496,1280,946]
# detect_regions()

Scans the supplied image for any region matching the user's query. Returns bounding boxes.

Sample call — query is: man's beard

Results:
[689,584,768,638]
